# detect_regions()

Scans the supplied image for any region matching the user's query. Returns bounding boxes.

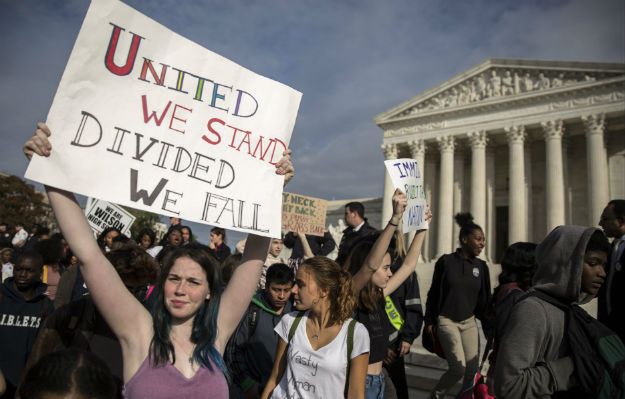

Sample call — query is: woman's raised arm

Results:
[24,124,153,350]
[383,207,431,296]
[216,150,294,351]
[351,189,406,292]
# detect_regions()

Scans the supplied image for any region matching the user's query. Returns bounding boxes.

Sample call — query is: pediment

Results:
[376,59,625,124]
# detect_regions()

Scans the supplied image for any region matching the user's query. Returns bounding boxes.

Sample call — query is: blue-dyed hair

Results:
[149,243,228,378]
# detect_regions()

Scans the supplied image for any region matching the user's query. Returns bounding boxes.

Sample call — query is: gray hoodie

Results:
[494,225,599,399]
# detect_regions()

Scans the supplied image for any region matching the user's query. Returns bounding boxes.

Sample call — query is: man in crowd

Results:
[228,263,294,398]
[598,199,625,342]
[336,201,377,265]
[0,251,54,398]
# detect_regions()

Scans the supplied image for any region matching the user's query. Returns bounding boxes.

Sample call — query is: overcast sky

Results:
[0,0,623,244]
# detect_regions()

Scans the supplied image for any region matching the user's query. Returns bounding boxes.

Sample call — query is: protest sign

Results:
[25,0,302,238]
[281,192,327,237]
[384,158,428,232]
[85,199,136,237]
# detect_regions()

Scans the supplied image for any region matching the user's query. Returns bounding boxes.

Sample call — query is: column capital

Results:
[381,143,398,160]
[408,139,426,158]
[505,125,526,144]
[582,114,606,135]
[436,135,455,152]
[541,120,564,140]
[467,131,488,149]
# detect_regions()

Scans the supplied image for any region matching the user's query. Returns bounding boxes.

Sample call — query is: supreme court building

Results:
[375,59,625,263]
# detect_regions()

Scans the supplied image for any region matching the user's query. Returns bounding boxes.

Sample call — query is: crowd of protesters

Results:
[0,124,622,399]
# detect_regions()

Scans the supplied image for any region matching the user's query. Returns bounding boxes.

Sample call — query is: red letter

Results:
[138,58,168,86]
[202,117,224,145]
[104,24,144,76]
[141,95,172,126]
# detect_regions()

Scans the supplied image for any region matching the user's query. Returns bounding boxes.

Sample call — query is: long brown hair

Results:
[344,237,391,312]
[299,256,356,325]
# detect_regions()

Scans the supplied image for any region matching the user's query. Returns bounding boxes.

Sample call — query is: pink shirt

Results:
[123,356,228,399]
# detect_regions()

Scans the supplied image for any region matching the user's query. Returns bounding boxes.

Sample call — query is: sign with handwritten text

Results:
[25,0,301,238]
[384,158,428,232]
[281,192,327,237]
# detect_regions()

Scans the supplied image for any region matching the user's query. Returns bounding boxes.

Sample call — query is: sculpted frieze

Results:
[396,68,621,117]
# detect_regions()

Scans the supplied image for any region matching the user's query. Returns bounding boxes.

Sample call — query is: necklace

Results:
[309,319,323,340]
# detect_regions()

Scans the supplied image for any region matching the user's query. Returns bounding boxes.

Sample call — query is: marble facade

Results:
[374,59,625,262]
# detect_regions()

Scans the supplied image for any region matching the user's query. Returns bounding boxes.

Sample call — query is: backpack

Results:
[527,290,625,399]
[288,312,357,398]
[223,303,260,382]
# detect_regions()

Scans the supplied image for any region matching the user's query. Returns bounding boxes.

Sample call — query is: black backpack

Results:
[527,291,625,399]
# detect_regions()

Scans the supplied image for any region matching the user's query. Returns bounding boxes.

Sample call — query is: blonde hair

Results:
[300,256,356,325]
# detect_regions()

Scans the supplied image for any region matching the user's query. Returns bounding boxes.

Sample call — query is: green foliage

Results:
[123,207,161,239]
[0,174,51,229]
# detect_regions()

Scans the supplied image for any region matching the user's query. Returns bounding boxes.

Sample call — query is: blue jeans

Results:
[365,372,385,399]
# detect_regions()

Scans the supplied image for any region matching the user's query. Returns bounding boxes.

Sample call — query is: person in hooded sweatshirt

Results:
[494,225,610,399]
[0,251,54,398]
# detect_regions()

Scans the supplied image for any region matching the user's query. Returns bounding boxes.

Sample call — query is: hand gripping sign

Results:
[384,158,429,232]
[25,0,302,238]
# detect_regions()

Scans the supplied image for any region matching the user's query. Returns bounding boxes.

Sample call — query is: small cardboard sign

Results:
[384,158,429,232]
[85,199,136,237]
[281,192,327,237]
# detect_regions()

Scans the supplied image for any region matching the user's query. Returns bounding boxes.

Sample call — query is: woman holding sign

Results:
[345,188,430,399]
[24,123,295,399]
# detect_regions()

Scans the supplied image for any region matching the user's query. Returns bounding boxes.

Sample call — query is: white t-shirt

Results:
[271,311,370,399]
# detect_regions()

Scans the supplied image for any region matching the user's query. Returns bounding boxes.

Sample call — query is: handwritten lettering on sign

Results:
[384,158,429,232]
[25,0,301,238]
[282,193,327,237]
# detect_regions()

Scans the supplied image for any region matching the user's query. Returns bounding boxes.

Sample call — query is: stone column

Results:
[436,135,455,257]
[582,114,610,226]
[485,148,495,262]
[506,126,527,244]
[468,131,488,229]
[408,140,426,245]
[453,149,465,245]
[381,143,398,228]
[542,120,566,232]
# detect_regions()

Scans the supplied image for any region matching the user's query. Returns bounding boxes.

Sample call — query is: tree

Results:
[0,174,51,229]
[124,207,161,240]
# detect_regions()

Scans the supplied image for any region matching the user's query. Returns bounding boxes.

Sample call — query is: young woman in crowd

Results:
[424,213,492,399]
[97,227,121,253]
[209,227,232,263]
[24,123,294,399]
[345,189,430,399]
[261,255,370,399]
[486,241,537,394]
[180,226,194,246]
[136,228,156,251]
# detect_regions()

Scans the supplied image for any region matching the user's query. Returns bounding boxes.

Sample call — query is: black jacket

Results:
[283,232,336,260]
[336,220,377,265]
[0,278,53,393]
[598,241,625,343]
[424,250,492,335]
[229,291,293,393]
[388,263,424,346]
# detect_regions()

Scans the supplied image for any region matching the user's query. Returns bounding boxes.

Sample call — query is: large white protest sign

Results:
[85,199,136,237]
[384,158,428,232]
[25,0,302,238]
